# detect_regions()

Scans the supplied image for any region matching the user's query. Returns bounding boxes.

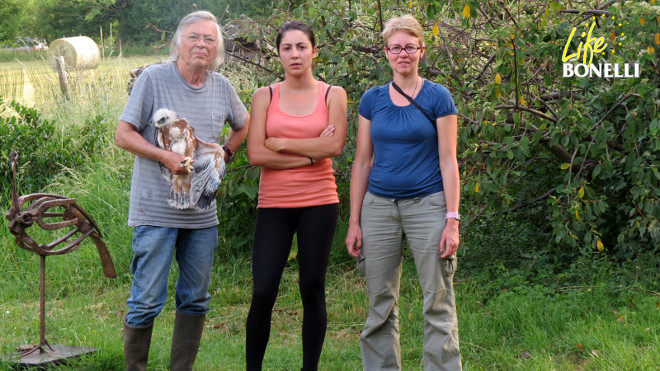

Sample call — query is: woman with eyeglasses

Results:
[345,14,462,370]
[246,20,347,370]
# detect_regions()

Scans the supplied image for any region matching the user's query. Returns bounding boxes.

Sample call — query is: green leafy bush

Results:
[212,1,659,263]
[217,148,260,257]
[445,1,660,259]
[0,99,110,198]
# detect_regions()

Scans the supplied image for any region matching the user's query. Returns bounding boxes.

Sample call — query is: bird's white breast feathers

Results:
[153,108,226,211]
[169,127,188,155]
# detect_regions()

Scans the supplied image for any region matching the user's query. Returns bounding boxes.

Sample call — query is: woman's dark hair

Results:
[275,20,316,52]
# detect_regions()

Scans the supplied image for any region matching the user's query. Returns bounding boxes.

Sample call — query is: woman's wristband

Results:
[445,211,460,221]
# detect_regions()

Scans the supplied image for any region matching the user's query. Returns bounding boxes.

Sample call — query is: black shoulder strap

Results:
[325,85,332,105]
[391,81,436,130]
[269,85,273,102]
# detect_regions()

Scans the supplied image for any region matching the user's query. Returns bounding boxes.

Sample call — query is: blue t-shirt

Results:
[358,80,458,199]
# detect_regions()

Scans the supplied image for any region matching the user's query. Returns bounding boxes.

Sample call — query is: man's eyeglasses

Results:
[386,44,423,54]
[184,34,217,46]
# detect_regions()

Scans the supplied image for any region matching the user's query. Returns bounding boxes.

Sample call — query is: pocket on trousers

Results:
[443,255,457,276]
[361,192,376,207]
[356,252,366,276]
[427,191,447,208]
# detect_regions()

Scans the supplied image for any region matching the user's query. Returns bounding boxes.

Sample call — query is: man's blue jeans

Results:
[125,225,217,327]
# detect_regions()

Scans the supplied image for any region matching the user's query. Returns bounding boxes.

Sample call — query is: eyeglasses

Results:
[184,34,217,46]
[386,44,423,54]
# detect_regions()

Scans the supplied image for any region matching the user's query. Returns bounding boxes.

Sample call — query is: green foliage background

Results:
[1,0,275,45]
[214,0,659,264]
[3,0,657,263]
[0,100,111,192]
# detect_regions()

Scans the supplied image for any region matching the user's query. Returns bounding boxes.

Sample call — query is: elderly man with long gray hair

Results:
[115,10,249,371]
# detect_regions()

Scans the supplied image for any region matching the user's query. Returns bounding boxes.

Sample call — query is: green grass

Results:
[1,235,657,370]
[0,55,659,370]
[0,49,49,63]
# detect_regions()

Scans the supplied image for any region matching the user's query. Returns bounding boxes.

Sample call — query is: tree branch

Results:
[498,1,520,30]
[508,188,556,212]
[587,92,640,134]
[494,104,558,124]
[540,91,582,101]
[437,21,456,71]
[145,22,174,37]
[474,53,496,82]
[225,50,280,77]
[498,106,573,164]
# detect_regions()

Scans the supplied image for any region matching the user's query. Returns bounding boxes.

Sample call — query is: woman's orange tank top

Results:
[257,82,339,208]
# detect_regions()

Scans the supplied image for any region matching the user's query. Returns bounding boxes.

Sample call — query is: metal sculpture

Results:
[3,150,117,366]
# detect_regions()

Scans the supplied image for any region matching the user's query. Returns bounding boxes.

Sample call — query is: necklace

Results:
[409,77,419,98]
[392,77,421,102]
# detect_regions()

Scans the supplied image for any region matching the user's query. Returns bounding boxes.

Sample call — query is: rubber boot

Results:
[170,311,206,371]
[123,317,153,371]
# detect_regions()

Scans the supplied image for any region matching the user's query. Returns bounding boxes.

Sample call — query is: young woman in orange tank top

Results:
[245,20,348,371]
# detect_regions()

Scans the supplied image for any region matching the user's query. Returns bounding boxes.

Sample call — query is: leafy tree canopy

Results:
[23,0,275,44]
[220,0,659,261]
[0,0,35,44]
[3,0,658,262]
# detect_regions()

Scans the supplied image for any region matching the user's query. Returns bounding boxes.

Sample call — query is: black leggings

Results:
[246,204,338,371]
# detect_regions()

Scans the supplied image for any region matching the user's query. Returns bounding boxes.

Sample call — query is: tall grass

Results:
[1,55,658,370]
[0,50,49,63]
[24,56,167,122]
[0,67,24,102]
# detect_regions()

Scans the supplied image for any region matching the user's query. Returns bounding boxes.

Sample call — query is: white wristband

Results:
[445,211,460,220]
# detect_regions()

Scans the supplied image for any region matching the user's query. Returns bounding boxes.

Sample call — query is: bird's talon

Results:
[181,157,194,172]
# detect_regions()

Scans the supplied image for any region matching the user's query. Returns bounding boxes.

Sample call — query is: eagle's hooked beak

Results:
[155,117,168,128]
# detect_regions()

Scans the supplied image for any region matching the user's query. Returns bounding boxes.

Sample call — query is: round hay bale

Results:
[48,36,100,71]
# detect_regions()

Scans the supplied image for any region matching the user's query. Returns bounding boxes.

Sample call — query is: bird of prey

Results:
[153,108,226,210]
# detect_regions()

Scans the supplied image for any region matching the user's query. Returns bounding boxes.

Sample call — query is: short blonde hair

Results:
[381,14,424,46]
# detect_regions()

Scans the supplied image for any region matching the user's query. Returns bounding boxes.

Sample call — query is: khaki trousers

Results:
[359,191,461,371]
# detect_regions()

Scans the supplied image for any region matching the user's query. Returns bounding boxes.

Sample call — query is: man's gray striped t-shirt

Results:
[120,62,247,228]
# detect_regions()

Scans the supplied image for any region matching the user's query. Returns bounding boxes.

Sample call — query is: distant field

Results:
[0,51,256,125]
[0,56,166,108]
